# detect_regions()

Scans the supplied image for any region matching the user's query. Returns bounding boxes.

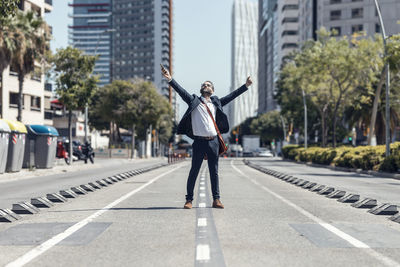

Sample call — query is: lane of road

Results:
[0,159,400,266]
[247,158,400,206]
[0,158,167,210]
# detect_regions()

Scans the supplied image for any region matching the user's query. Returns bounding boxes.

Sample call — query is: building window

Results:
[330,10,341,21]
[31,67,42,82]
[352,24,363,33]
[352,8,363,19]
[9,93,22,108]
[282,30,298,36]
[330,26,341,36]
[375,23,381,33]
[282,5,298,11]
[282,17,298,24]
[30,96,41,111]
[282,43,298,49]
[330,0,342,4]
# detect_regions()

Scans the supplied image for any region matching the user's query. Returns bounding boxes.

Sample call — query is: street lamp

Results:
[302,89,307,149]
[374,0,391,156]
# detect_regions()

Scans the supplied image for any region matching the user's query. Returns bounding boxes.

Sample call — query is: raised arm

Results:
[220,76,253,107]
[161,65,194,104]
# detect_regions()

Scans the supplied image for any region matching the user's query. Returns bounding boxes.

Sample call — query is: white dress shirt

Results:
[191,96,217,137]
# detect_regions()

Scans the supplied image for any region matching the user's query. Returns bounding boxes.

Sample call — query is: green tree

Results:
[250,111,283,145]
[0,0,19,26]
[52,47,98,163]
[7,10,51,121]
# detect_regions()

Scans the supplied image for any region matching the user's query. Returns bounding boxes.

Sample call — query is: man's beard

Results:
[200,88,212,97]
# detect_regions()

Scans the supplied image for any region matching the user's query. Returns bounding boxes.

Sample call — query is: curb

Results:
[0,160,185,223]
[243,159,399,224]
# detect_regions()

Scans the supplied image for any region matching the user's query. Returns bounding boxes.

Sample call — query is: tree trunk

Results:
[131,124,135,159]
[116,124,122,143]
[320,104,328,147]
[109,121,113,148]
[68,109,73,165]
[17,74,24,122]
[368,66,387,145]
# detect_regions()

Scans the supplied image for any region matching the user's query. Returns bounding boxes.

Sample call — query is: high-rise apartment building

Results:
[230,0,258,127]
[299,0,400,43]
[257,0,299,114]
[0,0,53,125]
[69,0,113,87]
[69,0,176,117]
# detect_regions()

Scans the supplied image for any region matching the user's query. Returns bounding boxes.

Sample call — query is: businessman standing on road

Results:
[161,65,252,209]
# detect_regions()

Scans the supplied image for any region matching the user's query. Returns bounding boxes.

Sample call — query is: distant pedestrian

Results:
[161,65,252,209]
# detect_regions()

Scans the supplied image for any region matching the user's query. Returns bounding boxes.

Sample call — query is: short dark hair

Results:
[202,80,214,90]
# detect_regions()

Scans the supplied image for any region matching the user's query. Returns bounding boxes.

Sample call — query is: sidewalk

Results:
[0,157,167,184]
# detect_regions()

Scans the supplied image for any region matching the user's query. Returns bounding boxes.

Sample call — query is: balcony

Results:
[45,0,53,13]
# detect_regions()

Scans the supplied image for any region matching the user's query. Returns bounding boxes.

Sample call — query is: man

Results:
[161,65,252,209]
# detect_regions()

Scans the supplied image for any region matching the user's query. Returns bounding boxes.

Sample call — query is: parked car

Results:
[258,150,274,157]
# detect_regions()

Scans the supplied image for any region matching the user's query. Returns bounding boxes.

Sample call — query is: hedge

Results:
[281,143,400,173]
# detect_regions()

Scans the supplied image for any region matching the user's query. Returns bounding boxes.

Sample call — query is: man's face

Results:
[200,81,214,96]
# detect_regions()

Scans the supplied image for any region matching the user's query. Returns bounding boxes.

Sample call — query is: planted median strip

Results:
[244,160,400,224]
[0,162,177,223]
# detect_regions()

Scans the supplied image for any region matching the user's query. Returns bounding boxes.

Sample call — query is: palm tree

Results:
[7,10,51,121]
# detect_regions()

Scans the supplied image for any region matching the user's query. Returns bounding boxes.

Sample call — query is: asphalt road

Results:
[1,158,400,267]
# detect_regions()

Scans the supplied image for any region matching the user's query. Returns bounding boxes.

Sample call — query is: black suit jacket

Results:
[169,79,248,139]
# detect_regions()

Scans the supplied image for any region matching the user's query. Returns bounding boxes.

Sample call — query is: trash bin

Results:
[23,125,59,169]
[4,120,27,172]
[0,119,11,174]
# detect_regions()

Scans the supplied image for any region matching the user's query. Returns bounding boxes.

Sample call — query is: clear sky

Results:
[45,0,238,118]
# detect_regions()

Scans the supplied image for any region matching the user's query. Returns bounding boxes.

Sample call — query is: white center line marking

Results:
[196,244,210,261]
[198,218,207,227]
[5,165,183,267]
[200,186,205,190]
[200,182,205,185]
[200,193,206,197]
[199,203,206,208]
[231,160,400,267]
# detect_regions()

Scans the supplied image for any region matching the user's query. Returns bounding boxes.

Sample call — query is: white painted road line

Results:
[200,182,205,185]
[231,160,400,267]
[200,193,206,197]
[198,218,207,227]
[199,203,206,208]
[200,186,205,190]
[196,244,210,261]
[5,165,183,267]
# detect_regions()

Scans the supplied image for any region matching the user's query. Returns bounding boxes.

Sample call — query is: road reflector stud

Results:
[318,187,335,195]
[296,180,309,187]
[368,204,398,215]
[47,193,68,203]
[0,209,21,222]
[71,186,88,195]
[80,184,96,192]
[326,190,346,199]
[351,198,378,209]
[31,197,54,208]
[302,182,317,189]
[337,194,360,203]
[96,180,108,187]
[88,182,101,189]
[390,214,400,223]
[310,185,325,192]
[60,189,79,198]
[12,202,40,214]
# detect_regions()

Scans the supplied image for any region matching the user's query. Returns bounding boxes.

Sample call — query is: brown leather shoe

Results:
[212,199,224,209]
[184,201,192,209]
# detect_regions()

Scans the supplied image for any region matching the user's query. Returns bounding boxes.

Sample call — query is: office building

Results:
[0,0,53,125]
[230,0,259,127]
[299,0,400,43]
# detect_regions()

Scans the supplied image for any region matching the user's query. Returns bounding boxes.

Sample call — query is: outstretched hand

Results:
[161,64,172,81]
[246,76,253,87]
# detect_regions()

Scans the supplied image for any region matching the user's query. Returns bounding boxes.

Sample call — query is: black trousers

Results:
[185,138,220,201]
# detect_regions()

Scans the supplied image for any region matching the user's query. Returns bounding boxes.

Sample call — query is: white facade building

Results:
[0,0,53,125]
[230,0,259,127]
